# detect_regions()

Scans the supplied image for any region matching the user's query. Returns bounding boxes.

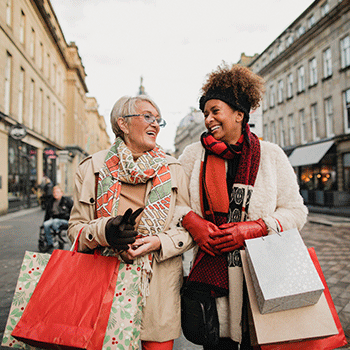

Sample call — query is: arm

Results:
[257,143,308,233]
[67,160,111,252]
[125,161,194,262]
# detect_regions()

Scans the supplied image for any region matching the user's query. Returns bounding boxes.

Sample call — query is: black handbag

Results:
[180,283,220,346]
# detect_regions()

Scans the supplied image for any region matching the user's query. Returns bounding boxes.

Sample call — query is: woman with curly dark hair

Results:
[179,63,308,349]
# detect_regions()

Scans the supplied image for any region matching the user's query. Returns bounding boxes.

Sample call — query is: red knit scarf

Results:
[187,125,260,297]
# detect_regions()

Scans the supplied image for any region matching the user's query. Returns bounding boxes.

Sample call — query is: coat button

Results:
[178,241,184,247]
[90,198,95,203]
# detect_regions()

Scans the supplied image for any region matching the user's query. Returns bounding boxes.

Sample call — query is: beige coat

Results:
[68,149,193,342]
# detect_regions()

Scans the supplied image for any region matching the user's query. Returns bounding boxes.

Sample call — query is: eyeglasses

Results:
[123,114,166,128]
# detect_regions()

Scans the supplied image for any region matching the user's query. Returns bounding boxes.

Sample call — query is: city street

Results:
[0,207,349,349]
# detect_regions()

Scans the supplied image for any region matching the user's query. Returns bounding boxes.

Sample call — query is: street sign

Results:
[9,124,27,140]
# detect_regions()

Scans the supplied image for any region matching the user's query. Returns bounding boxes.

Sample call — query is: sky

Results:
[50,0,315,151]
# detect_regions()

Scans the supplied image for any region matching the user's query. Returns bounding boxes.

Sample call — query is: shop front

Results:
[8,137,38,211]
[289,140,339,206]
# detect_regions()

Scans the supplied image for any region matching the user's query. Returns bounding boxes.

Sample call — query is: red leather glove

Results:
[210,218,268,253]
[182,211,220,256]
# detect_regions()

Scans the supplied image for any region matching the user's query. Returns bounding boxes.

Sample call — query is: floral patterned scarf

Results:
[96,137,172,301]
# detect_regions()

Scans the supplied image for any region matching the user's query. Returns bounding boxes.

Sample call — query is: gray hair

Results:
[110,95,162,139]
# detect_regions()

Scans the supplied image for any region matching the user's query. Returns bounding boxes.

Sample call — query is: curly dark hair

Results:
[201,62,265,111]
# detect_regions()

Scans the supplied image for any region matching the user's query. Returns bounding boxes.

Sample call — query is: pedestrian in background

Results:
[179,63,308,349]
[43,185,73,251]
[68,95,193,350]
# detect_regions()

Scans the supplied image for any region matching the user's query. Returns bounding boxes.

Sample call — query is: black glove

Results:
[105,207,144,251]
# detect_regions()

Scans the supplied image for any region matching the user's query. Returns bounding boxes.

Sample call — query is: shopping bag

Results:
[242,248,348,349]
[245,228,324,314]
[2,251,50,350]
[2,252,143,350]
[102,261,143,350]
[10,247,120,350]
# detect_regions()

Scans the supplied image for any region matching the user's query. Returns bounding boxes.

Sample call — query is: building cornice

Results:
[251,0,350,75]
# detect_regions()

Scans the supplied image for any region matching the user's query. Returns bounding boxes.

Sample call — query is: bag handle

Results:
[71,227,101,257]
[70,173,101,256]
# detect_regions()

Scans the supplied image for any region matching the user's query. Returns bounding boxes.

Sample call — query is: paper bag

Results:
[2,251,50,349]
[10,249,120,350]
[2,251,143,350]
[102,261,143,350]
[242,248,347,349]
[245,228,324,314]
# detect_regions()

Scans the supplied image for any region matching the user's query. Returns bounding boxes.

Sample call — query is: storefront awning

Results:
[288,140,334,167]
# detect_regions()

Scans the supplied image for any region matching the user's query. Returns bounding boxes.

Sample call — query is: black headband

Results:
[199,87,251,121]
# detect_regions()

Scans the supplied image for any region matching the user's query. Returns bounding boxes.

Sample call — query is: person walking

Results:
[68,95,193,350]
[179,63,308,349]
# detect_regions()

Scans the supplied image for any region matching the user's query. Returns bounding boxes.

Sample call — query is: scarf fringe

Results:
[137,255,153,306]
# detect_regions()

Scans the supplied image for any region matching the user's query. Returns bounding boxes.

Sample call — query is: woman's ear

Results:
[236,111,244,123]
[117,117,129,135]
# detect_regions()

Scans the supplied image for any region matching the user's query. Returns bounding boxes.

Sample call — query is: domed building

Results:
[174,109,206,158]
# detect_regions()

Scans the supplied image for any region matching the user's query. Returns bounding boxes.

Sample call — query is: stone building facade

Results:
[0,0,110,214]
[249,0,350,206]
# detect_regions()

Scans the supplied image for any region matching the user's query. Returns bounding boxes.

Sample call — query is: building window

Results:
[288,114,295,145]
[278,80,284,103]
[325,97,334,137]
[296,25,305,38]
[287,73,293,98]
[309,57,318,86]
[36,88,43,132]
[344,153,350,191]
[308,14,315,29]
[39,42,44,70]
[321,1,330,16]
[53,63,57,87]
[52,102,56,140]
[58,108,62,143]
[44,96,51,137]
[286,35,294,48]
[57,71,61,96]
[279,117,285,147]
[30,28,35,59]
[20,10,25,44]
[263,96,268,112]
[323,48,332,78]
[311,103,319,141]
[46,53,51,79]
[270,85,275,108]
[6,0,12,26]
[271,121,276,143]
[297,66,305,92]
[300,109,307,144]
[18,67,25,123]
[4,52,12,115]
[29,79,35,129]
[344,88,350,132]
[263,124,269,141]
[277,42,284,55]
[340,35,350,69]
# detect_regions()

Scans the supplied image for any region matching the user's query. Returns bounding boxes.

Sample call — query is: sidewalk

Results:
[308,204,350,217]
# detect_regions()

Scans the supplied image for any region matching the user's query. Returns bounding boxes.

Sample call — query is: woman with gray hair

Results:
[68,95,193,350]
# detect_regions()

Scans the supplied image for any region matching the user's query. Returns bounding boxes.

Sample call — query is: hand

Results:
[124,235,161,260]
[181,211,221,256]
[105,207,144,251]
[210,218,268,253]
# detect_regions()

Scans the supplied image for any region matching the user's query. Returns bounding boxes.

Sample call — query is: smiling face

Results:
[203,99,244,145]
[118,100,160,155]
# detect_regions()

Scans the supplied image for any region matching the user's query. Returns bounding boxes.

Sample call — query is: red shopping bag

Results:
[11,244,120,350]
[257,247,348,350]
